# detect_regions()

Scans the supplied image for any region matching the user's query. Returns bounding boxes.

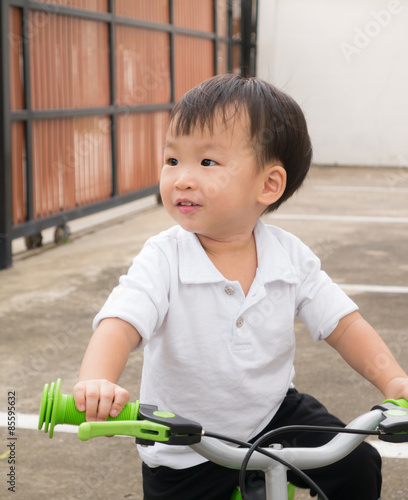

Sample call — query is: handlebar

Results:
[193,410,385,471]
[38,379,408,500]
[38,379,408,446]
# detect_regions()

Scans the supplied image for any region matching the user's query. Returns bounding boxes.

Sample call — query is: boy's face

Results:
[160,112,269,242]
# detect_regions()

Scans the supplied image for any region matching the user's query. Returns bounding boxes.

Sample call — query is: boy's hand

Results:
[384,376,408,401]
[73,379,130,422]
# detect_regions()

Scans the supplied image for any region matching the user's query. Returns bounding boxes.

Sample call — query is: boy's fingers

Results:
[96,393,114,421]
[110,388,130,418]
[72,380,130,421]
[83,381,102,422]
[96,382,121,421]
[72,382,86,413]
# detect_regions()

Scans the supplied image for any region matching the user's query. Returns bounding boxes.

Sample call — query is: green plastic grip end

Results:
[38,378,140,438]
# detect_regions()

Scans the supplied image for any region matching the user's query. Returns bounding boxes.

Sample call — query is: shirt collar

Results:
[177,220,299,285]
[253,220,298,285]
[178,230,225,284]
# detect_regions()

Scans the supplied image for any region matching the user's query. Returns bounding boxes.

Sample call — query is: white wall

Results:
[257,0,408,167]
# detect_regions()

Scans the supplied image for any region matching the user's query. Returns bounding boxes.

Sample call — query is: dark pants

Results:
[142,389,382,500]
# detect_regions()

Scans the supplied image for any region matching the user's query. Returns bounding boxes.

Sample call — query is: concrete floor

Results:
[1,165,408,499]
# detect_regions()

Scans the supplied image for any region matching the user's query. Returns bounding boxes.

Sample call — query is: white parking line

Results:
[368,439,408,459]
[268,214,408,224]
[1,412,408,458]
[0,411,77,434]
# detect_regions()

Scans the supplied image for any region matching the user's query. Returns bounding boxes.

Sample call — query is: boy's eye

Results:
[201,159,217,167]
[166,158,178,166]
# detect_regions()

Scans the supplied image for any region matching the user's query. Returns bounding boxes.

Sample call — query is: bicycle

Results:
[38,379,408,500]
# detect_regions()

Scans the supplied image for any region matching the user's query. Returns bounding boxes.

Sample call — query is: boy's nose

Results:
[174,169,196,190]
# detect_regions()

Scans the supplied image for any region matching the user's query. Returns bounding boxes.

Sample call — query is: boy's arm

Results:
[73,317,141,422]
[325,310,408,400]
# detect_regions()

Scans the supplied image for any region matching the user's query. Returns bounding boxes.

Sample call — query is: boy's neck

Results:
[197,230,258,296]
[196,230,255,257]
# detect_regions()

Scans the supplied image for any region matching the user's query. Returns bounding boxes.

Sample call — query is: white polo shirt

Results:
[93,220,358,469]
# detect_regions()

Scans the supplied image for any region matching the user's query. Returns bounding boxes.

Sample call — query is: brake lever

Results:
[78,419,171,442]
[77,405,203,445]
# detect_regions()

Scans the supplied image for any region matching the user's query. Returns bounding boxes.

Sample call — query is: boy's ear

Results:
[257,165,287,207]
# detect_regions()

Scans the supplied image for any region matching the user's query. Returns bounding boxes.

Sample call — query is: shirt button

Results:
[224,286,235,295]
[236,317,244,328]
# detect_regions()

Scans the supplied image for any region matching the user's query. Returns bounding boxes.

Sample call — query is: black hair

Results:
[168,73,313,213]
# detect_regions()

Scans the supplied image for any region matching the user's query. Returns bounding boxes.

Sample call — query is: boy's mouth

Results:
[175,200,201,214]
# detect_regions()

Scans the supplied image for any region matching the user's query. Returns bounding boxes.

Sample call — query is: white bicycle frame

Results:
[190,409,384,500]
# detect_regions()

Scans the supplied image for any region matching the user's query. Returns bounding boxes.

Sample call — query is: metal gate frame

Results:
[0,0,258,269]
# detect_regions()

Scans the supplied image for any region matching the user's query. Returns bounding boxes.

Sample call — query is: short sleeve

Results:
[92,240,171,350]
[294,243,358,341]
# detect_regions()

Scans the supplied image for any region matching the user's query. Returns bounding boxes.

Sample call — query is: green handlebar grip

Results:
[383,398,408,409]
[38,379,139,438]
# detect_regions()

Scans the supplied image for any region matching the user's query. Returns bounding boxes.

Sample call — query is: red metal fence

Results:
[0,0,258,268]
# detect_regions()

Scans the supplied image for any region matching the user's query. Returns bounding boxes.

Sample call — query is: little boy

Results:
[74,74,408,499]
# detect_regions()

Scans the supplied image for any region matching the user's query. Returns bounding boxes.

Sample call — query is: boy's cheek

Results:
[159,178,171,206]
[226,161,244,177]
[159,168,172,189]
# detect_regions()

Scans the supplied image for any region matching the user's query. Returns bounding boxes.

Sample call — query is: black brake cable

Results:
[204,430,328,500]
[205,425,381,500]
